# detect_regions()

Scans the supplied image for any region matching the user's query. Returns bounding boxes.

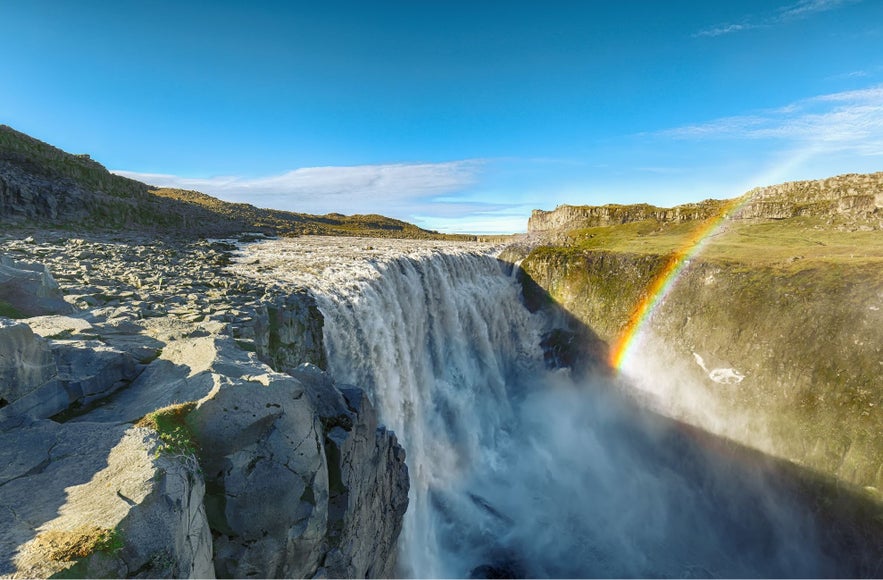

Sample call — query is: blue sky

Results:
[2,0,882,233]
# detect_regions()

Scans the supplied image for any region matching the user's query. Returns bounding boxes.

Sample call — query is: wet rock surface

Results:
[0,231,409,578]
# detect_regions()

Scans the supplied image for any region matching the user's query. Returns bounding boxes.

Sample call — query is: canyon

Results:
[1,127,881,577]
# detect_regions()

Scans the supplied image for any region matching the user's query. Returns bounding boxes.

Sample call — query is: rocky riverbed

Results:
[0,231,408,578]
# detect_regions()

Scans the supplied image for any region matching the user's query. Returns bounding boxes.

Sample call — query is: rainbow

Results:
[608,196,747,370]
[607,143,825,371]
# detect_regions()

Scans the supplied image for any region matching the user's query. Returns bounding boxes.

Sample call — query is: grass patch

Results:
[34,526,123,562]
[46,329,74,340]
[136,402,198,457]
[0,299,26,319]
[558,216,883,271]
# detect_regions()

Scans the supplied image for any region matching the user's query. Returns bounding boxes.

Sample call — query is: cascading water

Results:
[231,237,868,579]
[317,251,544,577]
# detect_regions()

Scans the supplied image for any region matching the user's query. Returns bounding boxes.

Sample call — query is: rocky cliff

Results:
[510,172,883,496]
[0,234,408,578]
[529,199,729,232]
[528,172,883,232]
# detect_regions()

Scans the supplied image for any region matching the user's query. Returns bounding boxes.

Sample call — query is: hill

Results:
[0,125,471,240]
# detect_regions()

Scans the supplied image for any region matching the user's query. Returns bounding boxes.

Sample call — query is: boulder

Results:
[0,254,74,316]
[0,320,56,409]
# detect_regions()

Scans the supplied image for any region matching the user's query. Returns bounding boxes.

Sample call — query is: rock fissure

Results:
[0,234,410,579]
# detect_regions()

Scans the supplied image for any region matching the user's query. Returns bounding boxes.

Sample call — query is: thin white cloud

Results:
[694,0,860,38]
[114,159,552,233]
[826,70,870,81]
[778,0,854,19]
[694,23,760,38]
[114,159,485,215]
[115,160,483,207]
[656,84,883,155]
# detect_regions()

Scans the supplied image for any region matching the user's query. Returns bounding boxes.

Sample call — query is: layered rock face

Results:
[528,171,883,232]
[529,199,728,232]
[514,173,883,495]
[0,234,408,578]
[518,251,882,491]
[733,172,883,222]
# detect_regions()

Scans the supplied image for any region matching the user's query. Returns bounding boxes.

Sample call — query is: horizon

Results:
[3,1,882,234]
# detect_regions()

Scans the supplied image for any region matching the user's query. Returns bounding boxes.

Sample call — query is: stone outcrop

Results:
[0,254,74,317]
[0,422,213,578]
[0,237,409,578]
[528,172,883,232]
[0,320,55,407]
[255,292,328,372]
[0,319,140,427]
[733,172,883,221]
[529,200,728,232]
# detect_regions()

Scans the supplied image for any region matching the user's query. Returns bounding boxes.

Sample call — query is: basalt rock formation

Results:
[528,199,729,232]
[0,234,409,578]
[509,172,883,495]
[528,172,883,232]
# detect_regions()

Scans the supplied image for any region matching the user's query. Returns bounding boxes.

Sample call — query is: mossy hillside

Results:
[556,215,883,268]
[1,125,476,240]
[519,215,883,491]
[0,125,146,199]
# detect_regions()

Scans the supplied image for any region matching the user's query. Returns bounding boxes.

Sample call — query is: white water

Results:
[232,237,847,578]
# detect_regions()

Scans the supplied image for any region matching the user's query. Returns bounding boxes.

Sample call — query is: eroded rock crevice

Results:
[0,236,409,579]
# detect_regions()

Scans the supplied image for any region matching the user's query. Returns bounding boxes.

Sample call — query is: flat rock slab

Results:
[25,315,94,338]
[0,420,213,578]
[0,420,129,576]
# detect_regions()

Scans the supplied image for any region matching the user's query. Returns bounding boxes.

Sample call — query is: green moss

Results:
[38,526,122,561]
[136,402,199,457]
[550,214,883,271]
[0,299,26,319]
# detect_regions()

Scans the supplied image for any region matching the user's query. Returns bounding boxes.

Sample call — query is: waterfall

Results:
[317,251,544,577]
[231,238,863,578]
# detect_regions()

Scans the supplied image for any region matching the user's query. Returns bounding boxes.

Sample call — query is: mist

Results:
[233,238,876,578]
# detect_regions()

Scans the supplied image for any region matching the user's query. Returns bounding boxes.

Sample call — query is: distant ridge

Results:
[0,125,471,240]
[528,172,883,233]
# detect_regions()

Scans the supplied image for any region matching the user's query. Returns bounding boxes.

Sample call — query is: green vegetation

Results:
[0,299,26,319]
[1,124,475,240]
[556,215,883,271]
[34,526,123,562]
[136,402,199,457]
[520,203,883,492]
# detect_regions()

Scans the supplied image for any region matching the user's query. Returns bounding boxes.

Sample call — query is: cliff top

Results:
[521,171,883,270]
[0,125,472,240]
[530,172,883,232]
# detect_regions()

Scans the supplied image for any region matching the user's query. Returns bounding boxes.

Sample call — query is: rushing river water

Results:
[231,237,874,578]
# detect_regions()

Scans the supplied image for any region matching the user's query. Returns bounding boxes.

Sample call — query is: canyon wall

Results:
[0,238,409,578]
[529,172,883,232]
[517,249,882,491]
[513,173,883,495]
